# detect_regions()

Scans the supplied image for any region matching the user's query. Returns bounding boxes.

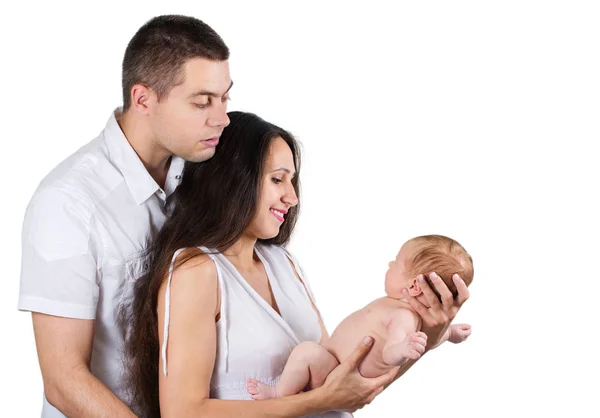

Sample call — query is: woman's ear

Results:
[408,278,423,297]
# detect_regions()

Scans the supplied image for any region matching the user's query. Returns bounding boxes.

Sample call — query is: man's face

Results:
[150,58,232,162]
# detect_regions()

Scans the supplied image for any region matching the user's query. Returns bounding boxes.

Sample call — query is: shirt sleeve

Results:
[18,187,100,319]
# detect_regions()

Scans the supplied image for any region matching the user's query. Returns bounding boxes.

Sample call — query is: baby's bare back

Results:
[323,297,415,378]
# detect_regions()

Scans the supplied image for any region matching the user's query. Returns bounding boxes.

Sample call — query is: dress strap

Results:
[279,246,325,323]
[161,248,186,376]
[161,247,230,375]
[200,248,230,372]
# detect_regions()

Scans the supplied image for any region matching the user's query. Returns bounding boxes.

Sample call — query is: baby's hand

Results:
[398,331,427,360]
[448,324,471,344]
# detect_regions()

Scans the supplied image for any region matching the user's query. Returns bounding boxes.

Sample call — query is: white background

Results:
[1,1,599,416]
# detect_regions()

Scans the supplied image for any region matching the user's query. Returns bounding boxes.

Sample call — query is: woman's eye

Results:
[271,177,282,184]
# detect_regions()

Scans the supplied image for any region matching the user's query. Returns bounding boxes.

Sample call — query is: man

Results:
[19,14,468,417]
[19,15,231,417]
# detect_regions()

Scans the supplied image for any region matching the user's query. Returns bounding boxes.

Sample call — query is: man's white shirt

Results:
[19,110,184,417]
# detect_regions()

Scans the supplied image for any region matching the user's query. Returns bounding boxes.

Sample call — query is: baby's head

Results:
[385,235,474,303]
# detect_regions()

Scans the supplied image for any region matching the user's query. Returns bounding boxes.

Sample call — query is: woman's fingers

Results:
[427,272,454,309]
[370,365,398,389]
[402,282,429,317]
[342,336,374,368]
[453,274,470,306]
[415,274,442,313]
[366,385,384,404]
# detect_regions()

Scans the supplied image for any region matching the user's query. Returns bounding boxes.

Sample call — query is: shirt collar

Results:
[104,109,184,205]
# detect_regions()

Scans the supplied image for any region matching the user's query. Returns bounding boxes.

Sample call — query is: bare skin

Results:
[158,140,469,416]
[246,242,472,400]
[32,314,137,417]
[158,139,402,417]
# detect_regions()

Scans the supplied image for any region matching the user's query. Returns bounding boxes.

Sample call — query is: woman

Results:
[124,111,469,417]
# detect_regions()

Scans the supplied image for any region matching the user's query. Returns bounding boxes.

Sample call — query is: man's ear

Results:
[130,83,155,115]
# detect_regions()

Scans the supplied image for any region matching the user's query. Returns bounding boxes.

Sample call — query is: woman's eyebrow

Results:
[270,167,295,174]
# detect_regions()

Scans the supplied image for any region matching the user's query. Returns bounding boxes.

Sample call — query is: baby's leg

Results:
[246,341,339,400]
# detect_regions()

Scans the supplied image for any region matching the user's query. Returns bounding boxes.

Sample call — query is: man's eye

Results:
[195,103,209,109]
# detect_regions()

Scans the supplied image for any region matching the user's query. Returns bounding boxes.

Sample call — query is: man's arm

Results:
[20,189,133,416]
[32,313,136,417]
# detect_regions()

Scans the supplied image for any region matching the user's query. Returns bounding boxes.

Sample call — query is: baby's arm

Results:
[429,324,472,350]
[382,309,427,366]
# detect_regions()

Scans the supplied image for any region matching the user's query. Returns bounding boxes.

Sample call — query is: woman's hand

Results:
[403,273,470,349]
[318,337,398,413]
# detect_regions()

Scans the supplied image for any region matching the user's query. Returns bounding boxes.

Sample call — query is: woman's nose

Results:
[283,185,298,207]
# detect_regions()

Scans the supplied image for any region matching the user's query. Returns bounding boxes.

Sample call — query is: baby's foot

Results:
[246,378,279,400]
[449,324,472,344]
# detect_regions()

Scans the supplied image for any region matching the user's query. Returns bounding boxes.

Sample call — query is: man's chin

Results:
[190,147,216,163]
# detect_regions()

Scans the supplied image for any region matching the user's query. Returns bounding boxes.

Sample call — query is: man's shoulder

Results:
[24,133,127,246]
[32,134,124,214]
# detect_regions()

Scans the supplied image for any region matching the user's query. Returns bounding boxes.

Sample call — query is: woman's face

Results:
[246,136,298,240]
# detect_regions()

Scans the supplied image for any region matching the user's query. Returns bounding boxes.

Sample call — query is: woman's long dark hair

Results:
[123,111,301,417]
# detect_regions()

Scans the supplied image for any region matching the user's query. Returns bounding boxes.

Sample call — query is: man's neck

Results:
[117,110,172,188]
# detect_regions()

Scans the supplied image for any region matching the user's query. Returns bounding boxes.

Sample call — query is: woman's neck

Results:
[223,234,259,271]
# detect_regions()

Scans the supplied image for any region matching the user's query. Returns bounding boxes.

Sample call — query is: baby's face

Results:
[384,242,414,298]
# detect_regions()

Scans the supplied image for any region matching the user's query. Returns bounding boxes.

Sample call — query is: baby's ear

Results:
[408,278,422,297]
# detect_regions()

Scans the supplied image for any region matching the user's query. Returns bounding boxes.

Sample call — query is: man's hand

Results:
[319,337,399,413]
[402,273,470,349]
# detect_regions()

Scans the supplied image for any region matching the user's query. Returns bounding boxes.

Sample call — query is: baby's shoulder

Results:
[376,300,418,326]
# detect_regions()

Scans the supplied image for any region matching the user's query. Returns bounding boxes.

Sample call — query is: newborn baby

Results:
[247,234,474,400]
